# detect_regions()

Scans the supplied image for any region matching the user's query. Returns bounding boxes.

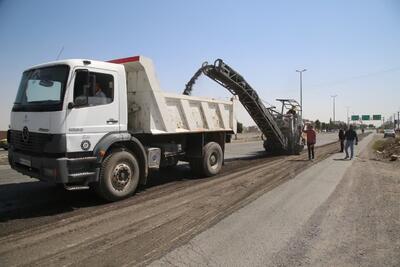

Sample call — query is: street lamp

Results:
[331,95,338,125]
[296,69,307,116]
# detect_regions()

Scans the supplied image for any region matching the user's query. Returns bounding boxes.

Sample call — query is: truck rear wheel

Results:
[95,149,140,201]
[190,142,223,177]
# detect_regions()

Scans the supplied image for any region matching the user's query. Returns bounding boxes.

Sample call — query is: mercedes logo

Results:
[22,126,30,143]
[81,140,91,151]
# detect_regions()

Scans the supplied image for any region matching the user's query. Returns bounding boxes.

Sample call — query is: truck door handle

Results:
[106,118,118,124]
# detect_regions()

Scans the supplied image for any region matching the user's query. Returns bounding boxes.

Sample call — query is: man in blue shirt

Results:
[344,125,358,160]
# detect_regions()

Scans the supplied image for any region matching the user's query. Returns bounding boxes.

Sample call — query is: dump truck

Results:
[8,56,237,201]
[8,56,303,201]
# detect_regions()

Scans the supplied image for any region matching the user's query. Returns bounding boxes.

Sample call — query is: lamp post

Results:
[331,95,338,125]
[397,111,400,130]
[346,106,350,126]
[296,69,307,117]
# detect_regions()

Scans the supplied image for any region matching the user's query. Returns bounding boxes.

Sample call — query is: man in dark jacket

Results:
[338,128,345,152]
[344,125,358,160]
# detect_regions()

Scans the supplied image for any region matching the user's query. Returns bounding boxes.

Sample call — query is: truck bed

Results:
[112,56,237,134]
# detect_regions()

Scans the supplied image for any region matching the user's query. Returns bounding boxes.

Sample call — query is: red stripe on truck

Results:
[108,56,140,64]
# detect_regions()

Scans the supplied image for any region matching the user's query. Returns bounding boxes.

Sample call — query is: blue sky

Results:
[0,0,399,128]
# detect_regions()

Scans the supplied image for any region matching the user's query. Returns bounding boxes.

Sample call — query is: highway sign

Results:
[372,115,381,120]
[351,115,359,121]
[361,115,370,121]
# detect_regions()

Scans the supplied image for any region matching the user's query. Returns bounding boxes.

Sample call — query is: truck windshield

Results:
[13,65,70,111]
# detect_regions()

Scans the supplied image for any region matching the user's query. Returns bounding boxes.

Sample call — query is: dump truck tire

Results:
[202,142,223,177]
[95,149,140,201]
[189,142,223,177]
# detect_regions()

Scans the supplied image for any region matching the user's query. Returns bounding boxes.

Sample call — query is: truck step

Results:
[68,172,96,180]
[64,185,90,191]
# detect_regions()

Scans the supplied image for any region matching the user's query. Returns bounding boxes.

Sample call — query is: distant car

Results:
[383,129,396,138]
[0,139,8,150]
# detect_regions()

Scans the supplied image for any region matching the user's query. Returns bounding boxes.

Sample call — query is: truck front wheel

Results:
[95,149,140,201]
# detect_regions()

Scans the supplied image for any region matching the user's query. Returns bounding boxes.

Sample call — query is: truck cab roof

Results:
[24,57,139,73]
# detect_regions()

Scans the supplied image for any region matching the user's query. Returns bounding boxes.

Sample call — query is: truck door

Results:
[66,69,120,152]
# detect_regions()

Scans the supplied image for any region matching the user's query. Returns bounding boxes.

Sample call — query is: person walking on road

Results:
[344,125,358,160]
[303,124,316,160]
[338,128,345,152]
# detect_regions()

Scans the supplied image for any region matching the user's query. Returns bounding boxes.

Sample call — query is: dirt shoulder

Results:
[373,136,400,162]
[271,135,400,266]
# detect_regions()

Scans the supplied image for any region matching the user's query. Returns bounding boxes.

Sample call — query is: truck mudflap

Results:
[8,148,98,184]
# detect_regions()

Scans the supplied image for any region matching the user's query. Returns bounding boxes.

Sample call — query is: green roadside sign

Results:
[372,115,381,120]
[351,115,359,121]
[361,115,370,121]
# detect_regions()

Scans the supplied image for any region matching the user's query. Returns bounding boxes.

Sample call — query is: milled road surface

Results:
[0,133,345,266]
[225,132,338,160]
[151,133,400,267]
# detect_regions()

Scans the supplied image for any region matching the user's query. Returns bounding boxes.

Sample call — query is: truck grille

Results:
[9,130,52,153]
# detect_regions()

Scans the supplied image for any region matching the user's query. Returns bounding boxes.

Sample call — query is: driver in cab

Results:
[95,83,106,98]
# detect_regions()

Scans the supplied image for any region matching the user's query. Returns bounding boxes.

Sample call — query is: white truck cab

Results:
[8,56,236,201]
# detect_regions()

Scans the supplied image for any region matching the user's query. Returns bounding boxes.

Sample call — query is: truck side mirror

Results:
[74,95,89,106]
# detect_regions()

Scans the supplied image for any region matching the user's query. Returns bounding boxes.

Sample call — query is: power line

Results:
[310,66,400,88]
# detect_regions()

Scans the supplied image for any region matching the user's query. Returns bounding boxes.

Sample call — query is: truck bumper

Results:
[8,148,98,184]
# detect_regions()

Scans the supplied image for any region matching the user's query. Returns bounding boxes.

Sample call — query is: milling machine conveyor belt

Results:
[183,59,288,150]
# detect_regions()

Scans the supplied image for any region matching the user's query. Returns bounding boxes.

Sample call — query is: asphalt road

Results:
[226,132,338,160]
[152,133,400,266]
[0,133,347,266]
[2,133,382,266]
[0,150,7,161]
[0,132,339,184]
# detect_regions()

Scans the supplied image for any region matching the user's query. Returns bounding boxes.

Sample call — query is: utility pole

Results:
[296,69,307,117]
[398,111,399,130]
[331,95,338,126]
[346,106,350,126]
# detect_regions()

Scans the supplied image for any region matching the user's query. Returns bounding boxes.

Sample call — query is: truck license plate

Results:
[19,157,31,167]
